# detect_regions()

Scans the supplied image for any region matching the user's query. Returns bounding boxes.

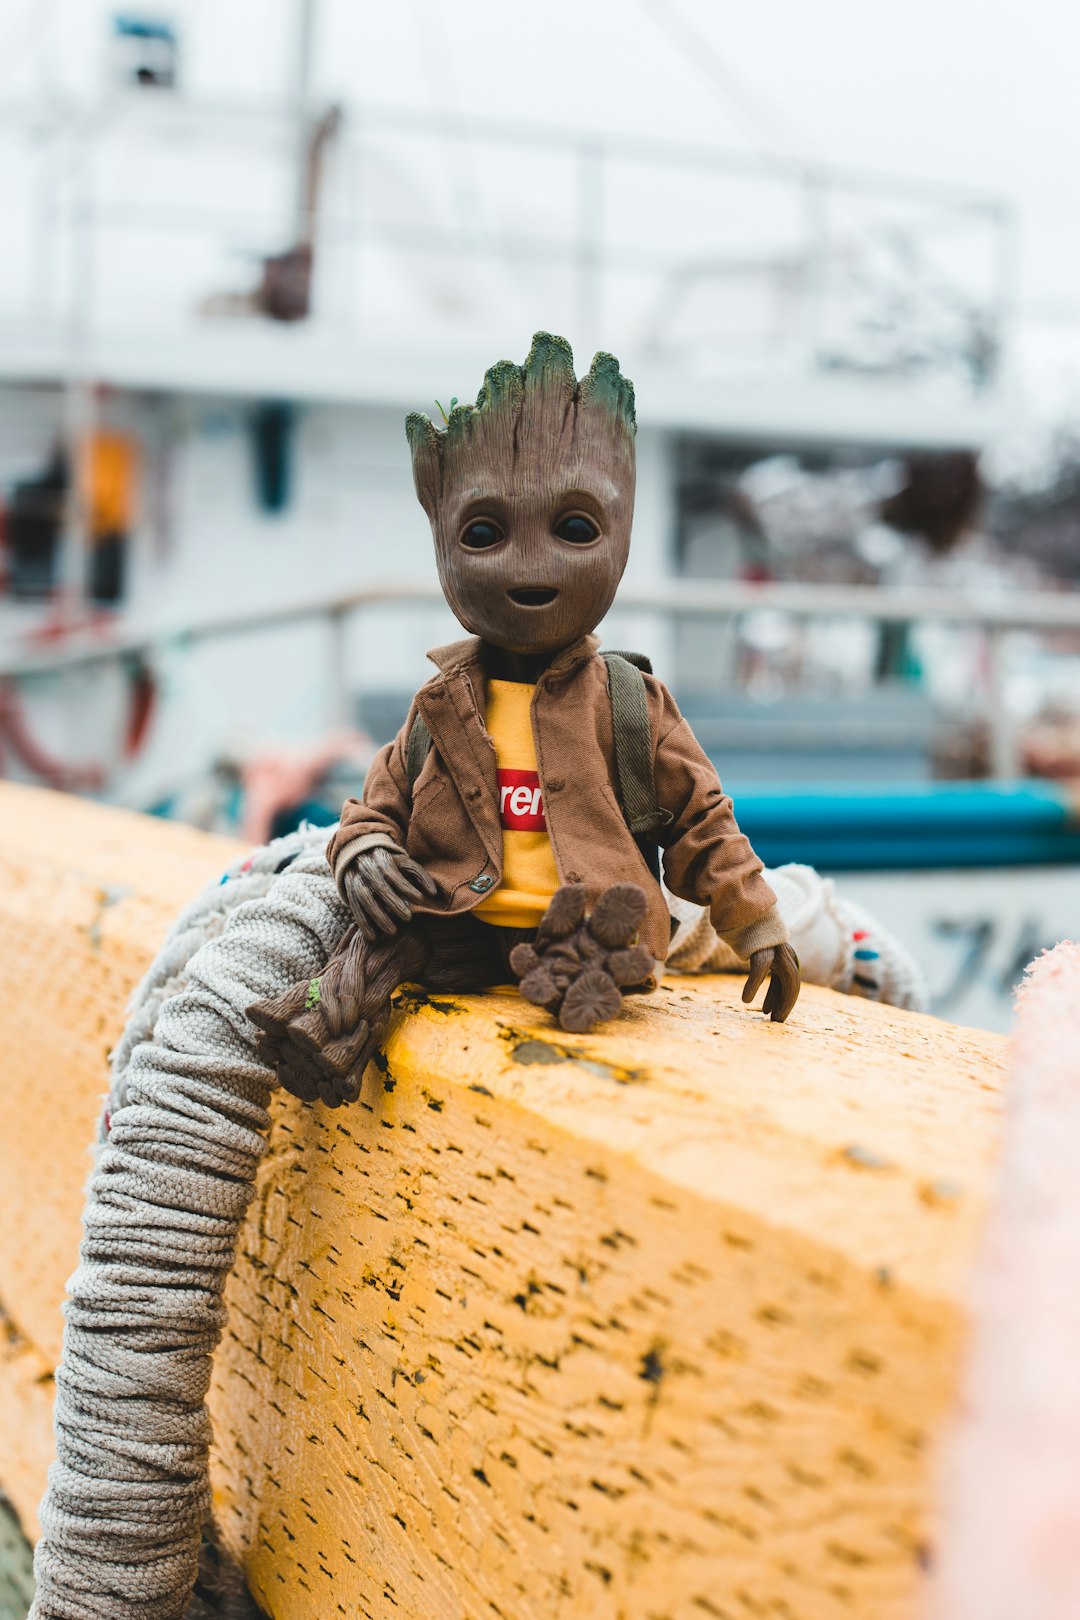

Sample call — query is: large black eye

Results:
[554,514,599,544]
[460,519,502,549]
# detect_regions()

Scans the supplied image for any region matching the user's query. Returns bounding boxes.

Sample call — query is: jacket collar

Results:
[425,636,483,675]
[425,633,601,679]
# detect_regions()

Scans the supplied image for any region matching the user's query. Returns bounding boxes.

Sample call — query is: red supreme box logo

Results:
[498,768,547,832]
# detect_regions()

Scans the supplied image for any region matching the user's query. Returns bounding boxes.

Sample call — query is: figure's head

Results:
[406,333,636,656]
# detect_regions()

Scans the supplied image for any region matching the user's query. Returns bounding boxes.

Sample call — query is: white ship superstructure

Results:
[0,0,1017,808]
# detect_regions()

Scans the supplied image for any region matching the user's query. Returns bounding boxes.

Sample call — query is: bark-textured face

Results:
[406,333,636,656]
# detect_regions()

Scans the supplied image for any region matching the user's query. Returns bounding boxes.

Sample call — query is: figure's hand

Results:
[741,942,800,1023]
[341,846,438,941]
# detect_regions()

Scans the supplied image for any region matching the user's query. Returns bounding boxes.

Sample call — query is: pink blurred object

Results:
[929,939,1080,1620]
[240,728,373,844]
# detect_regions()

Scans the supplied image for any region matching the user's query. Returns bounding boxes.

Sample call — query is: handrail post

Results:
[987,625,1018,780]
[327,605,349,729]
[576,141,603,343]
[801,170,829,369]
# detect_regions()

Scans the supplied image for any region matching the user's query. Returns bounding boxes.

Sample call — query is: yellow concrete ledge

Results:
[0,782,1008,1617]
[0,782,242,1537]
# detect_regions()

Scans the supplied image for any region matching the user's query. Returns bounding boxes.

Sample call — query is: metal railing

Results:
[0,93,1013,390]
[3,579,1079,780]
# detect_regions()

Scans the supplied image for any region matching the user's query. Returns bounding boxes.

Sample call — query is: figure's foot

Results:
[248,925,412,1108]
[510,883,656,1034]
[249,974,382,1108]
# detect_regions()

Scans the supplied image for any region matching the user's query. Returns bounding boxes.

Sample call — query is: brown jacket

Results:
[328,635,786,964]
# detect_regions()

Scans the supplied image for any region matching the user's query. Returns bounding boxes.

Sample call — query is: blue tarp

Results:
[727,781,1080,871]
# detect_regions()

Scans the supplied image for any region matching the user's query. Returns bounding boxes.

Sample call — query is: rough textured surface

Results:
[30,826,348,1620]
[210,980,1004,1620]
[0,783,241,1368]
[929,940,1080,1620]
[0,1309,55,1542]
[0,783,241,1548]
[0,782,1011,1619]
[0,1496,35,1620]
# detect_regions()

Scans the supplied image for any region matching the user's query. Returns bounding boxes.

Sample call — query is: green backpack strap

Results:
[405,711,433,794]
[601,651,670,836]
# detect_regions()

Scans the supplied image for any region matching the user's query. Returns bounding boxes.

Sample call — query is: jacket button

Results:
[469,873,494,892]
[566,871,583,883]
[548,778,565,793]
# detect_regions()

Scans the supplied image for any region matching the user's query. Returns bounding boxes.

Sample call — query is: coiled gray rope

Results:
[30,827,345,1620]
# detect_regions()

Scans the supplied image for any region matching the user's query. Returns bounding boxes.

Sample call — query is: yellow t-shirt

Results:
[473,679,560,928]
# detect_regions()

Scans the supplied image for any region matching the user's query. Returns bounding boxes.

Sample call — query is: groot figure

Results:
[250,333,799,1106]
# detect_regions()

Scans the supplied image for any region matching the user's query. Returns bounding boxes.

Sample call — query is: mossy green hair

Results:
[405,331,636,461]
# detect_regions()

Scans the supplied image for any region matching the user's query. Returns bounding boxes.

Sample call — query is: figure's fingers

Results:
[374,887,414,925]
[316,1075,344,1109]
[574,930,606,965]
[536,885,588,945]
[769,946,801,1023]
[278,1054,321,1103]
[341,865,365,907]
[375,850,423,895]
[607,944,655,987]
[335,1070,365,1106]
[320,938,368,1035]
[518,966,561,1011]
[559,969,622,1033]
[355,886,401,938]
[323,1022,371,1077]
[254,1029,283,1072]
[508,942,540,979]
[742,949,771,1005]
[285,1009,327,1057]
[320,1029,371,1105]
[342,870,377,936]
[247,999,278,1034]
[380,859,425,905]
[590,884,648,949]
[365,866,414,924]
[249,979,309,1033]
[321,958,363,1033]
[318,976,344,1037]
[396,856,439,898]
[335,985,363,1030]
[344,862,407,933]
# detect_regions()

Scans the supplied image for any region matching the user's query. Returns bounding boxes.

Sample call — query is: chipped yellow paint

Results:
[0,1309,54,1540]
[0,781,242,1533]
[210,981,1003,1620]
[0,782,1009,1617]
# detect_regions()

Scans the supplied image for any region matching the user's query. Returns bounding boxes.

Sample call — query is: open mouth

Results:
[508,587,558,607]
